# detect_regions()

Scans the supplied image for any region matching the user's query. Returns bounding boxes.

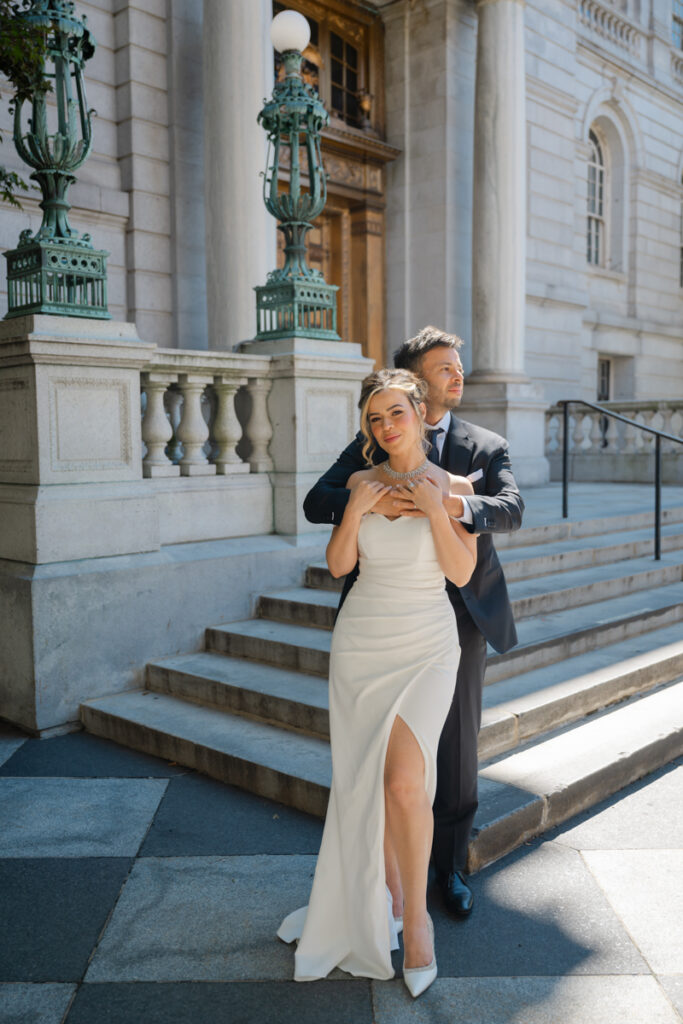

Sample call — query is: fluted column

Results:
[472,0,526,377]
[203,0,276,349]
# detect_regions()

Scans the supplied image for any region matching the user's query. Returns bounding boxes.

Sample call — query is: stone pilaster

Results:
[202,0,276,350]
[463,0,549,485]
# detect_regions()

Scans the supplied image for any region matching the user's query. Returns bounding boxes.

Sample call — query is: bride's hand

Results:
[396,475,444,517]
[347,479,392,516]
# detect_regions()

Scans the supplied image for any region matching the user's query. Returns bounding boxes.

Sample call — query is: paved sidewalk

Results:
[0,724,681,1024]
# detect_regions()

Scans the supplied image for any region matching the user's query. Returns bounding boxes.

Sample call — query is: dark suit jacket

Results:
[303,414,524,654]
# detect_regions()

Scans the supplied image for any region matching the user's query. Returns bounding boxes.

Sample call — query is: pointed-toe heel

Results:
[402,915,437,998]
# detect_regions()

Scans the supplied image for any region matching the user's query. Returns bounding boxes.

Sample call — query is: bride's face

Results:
[367,388,424,454]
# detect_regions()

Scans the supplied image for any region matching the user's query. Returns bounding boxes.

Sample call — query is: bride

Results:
[278,369,476,997]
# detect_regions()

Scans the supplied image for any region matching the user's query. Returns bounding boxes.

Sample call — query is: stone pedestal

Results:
[470,0,549,485]
[240,336,373,534]
[458,375,550,486]
[0,315,158,562]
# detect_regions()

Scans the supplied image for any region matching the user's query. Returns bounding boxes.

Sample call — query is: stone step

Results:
[493,503,683,551]
[208,581,683,683]
[304,522,683,591]
[80,690,331,819]
[80,677,683,874]
[146,652,329,738]
[147,629,683,762]
[480,626,683,758]
[470,679,683,871]
[488,579,683,682]
[263,555,683,632]
[506,552,683,619]
[498,523,683,581]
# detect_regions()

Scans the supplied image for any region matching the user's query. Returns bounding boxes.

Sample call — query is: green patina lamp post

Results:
[255,9,339,341]
[3,0,110,319]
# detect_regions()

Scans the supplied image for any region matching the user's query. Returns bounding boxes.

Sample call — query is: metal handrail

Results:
[559,399,683,560]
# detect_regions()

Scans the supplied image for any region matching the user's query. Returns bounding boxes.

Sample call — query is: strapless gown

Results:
[277,514,460,981]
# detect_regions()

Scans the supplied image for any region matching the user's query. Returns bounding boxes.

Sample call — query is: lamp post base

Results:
[254,278,339,342]
[4,237,110,320]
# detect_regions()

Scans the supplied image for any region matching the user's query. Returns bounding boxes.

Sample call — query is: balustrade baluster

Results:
[245,376,274,473]
[141,372,180,477]
[213,375,249,474]
[605,414,618,452]
[165,387,183,463]
[177,374,216,475]
[571,412,586,452]
[588,411,603,452]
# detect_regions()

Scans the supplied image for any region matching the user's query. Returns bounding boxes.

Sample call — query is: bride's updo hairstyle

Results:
[358,368,429,466]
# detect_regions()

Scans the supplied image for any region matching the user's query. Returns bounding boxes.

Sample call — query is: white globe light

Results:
[270,10,311,54]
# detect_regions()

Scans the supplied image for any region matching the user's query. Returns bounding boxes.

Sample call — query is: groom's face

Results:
[418,346,464,418]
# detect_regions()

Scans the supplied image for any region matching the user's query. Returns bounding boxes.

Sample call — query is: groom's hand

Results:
[370,489,417,517]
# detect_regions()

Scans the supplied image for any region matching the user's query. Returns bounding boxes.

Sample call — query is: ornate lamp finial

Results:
[254,10,339,341]
[3,0,110,319]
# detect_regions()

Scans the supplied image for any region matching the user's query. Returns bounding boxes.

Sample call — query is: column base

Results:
[457,374,550,487]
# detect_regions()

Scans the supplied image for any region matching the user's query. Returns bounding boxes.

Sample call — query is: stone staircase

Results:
[81,503,683,872]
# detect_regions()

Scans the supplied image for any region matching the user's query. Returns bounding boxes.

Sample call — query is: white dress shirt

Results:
[428,411,474,526]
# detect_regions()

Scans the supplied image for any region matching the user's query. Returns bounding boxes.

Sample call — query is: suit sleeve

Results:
[465,445,524,535]
[303,435,367,526]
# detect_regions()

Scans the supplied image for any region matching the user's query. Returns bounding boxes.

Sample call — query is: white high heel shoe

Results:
[402,914,437,998]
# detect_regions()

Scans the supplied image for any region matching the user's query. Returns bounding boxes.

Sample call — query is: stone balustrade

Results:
[545,400,683,484]
[140,348,272,479]
[577,0,644,60]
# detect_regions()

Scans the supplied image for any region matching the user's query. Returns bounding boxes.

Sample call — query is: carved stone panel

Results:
[0,374,37,481]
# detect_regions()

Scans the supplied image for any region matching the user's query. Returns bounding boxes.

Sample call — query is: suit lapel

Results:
[443,414,474,475]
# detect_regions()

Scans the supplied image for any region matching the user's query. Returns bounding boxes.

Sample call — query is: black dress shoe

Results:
[439,870,474,917]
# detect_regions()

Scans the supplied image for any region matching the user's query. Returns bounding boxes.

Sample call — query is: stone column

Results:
[472,0,526,377]
[461,0,549,484]
[202,0,276,350]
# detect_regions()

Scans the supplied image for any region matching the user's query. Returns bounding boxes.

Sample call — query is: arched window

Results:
[587,129,606,266]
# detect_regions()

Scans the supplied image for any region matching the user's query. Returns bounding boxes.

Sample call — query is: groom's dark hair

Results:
[393,326,464,374]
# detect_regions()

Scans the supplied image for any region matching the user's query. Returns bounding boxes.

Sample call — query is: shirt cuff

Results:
[456,495,473,525]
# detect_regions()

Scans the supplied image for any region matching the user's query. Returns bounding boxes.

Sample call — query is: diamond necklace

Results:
[381,457,429,481]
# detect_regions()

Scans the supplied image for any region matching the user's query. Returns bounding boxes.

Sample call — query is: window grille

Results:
[587,130,605,266]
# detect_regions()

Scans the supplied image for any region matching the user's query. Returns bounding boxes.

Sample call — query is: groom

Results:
[303,325,524,916]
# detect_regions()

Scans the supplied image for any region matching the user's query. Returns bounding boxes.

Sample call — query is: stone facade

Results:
[1,0,682,407]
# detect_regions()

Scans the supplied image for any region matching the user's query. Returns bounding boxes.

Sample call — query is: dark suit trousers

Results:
[432,593,487,876]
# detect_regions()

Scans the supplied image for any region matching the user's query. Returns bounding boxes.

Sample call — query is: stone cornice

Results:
[322,123,401,163]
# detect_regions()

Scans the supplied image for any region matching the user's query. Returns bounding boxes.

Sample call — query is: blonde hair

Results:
[358,368,429,466]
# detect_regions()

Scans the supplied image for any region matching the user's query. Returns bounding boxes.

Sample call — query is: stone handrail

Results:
[546,399,683,458]
[140,347,273,479]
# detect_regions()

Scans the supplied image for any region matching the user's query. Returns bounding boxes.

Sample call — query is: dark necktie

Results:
[427,428,443,466]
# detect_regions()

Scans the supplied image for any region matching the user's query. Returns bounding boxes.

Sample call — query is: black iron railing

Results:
[559,399,683,560]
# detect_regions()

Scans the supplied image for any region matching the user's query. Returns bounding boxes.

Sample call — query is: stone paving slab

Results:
[0,859,132,982]
[0,731,187,778]
[581,850,683,975]
[86,855,323,982]
[0,724,26,769]
[553,762,683,850]
[659,977,683,1018]
[431,842,647,978]
[0,983,76,1024]
[372,975,682,1024]
[65,981,374,1024]
[139,773,322,858]
[0,778,168,857]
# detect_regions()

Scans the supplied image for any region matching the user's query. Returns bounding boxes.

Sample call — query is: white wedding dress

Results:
[278,513,460,981]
